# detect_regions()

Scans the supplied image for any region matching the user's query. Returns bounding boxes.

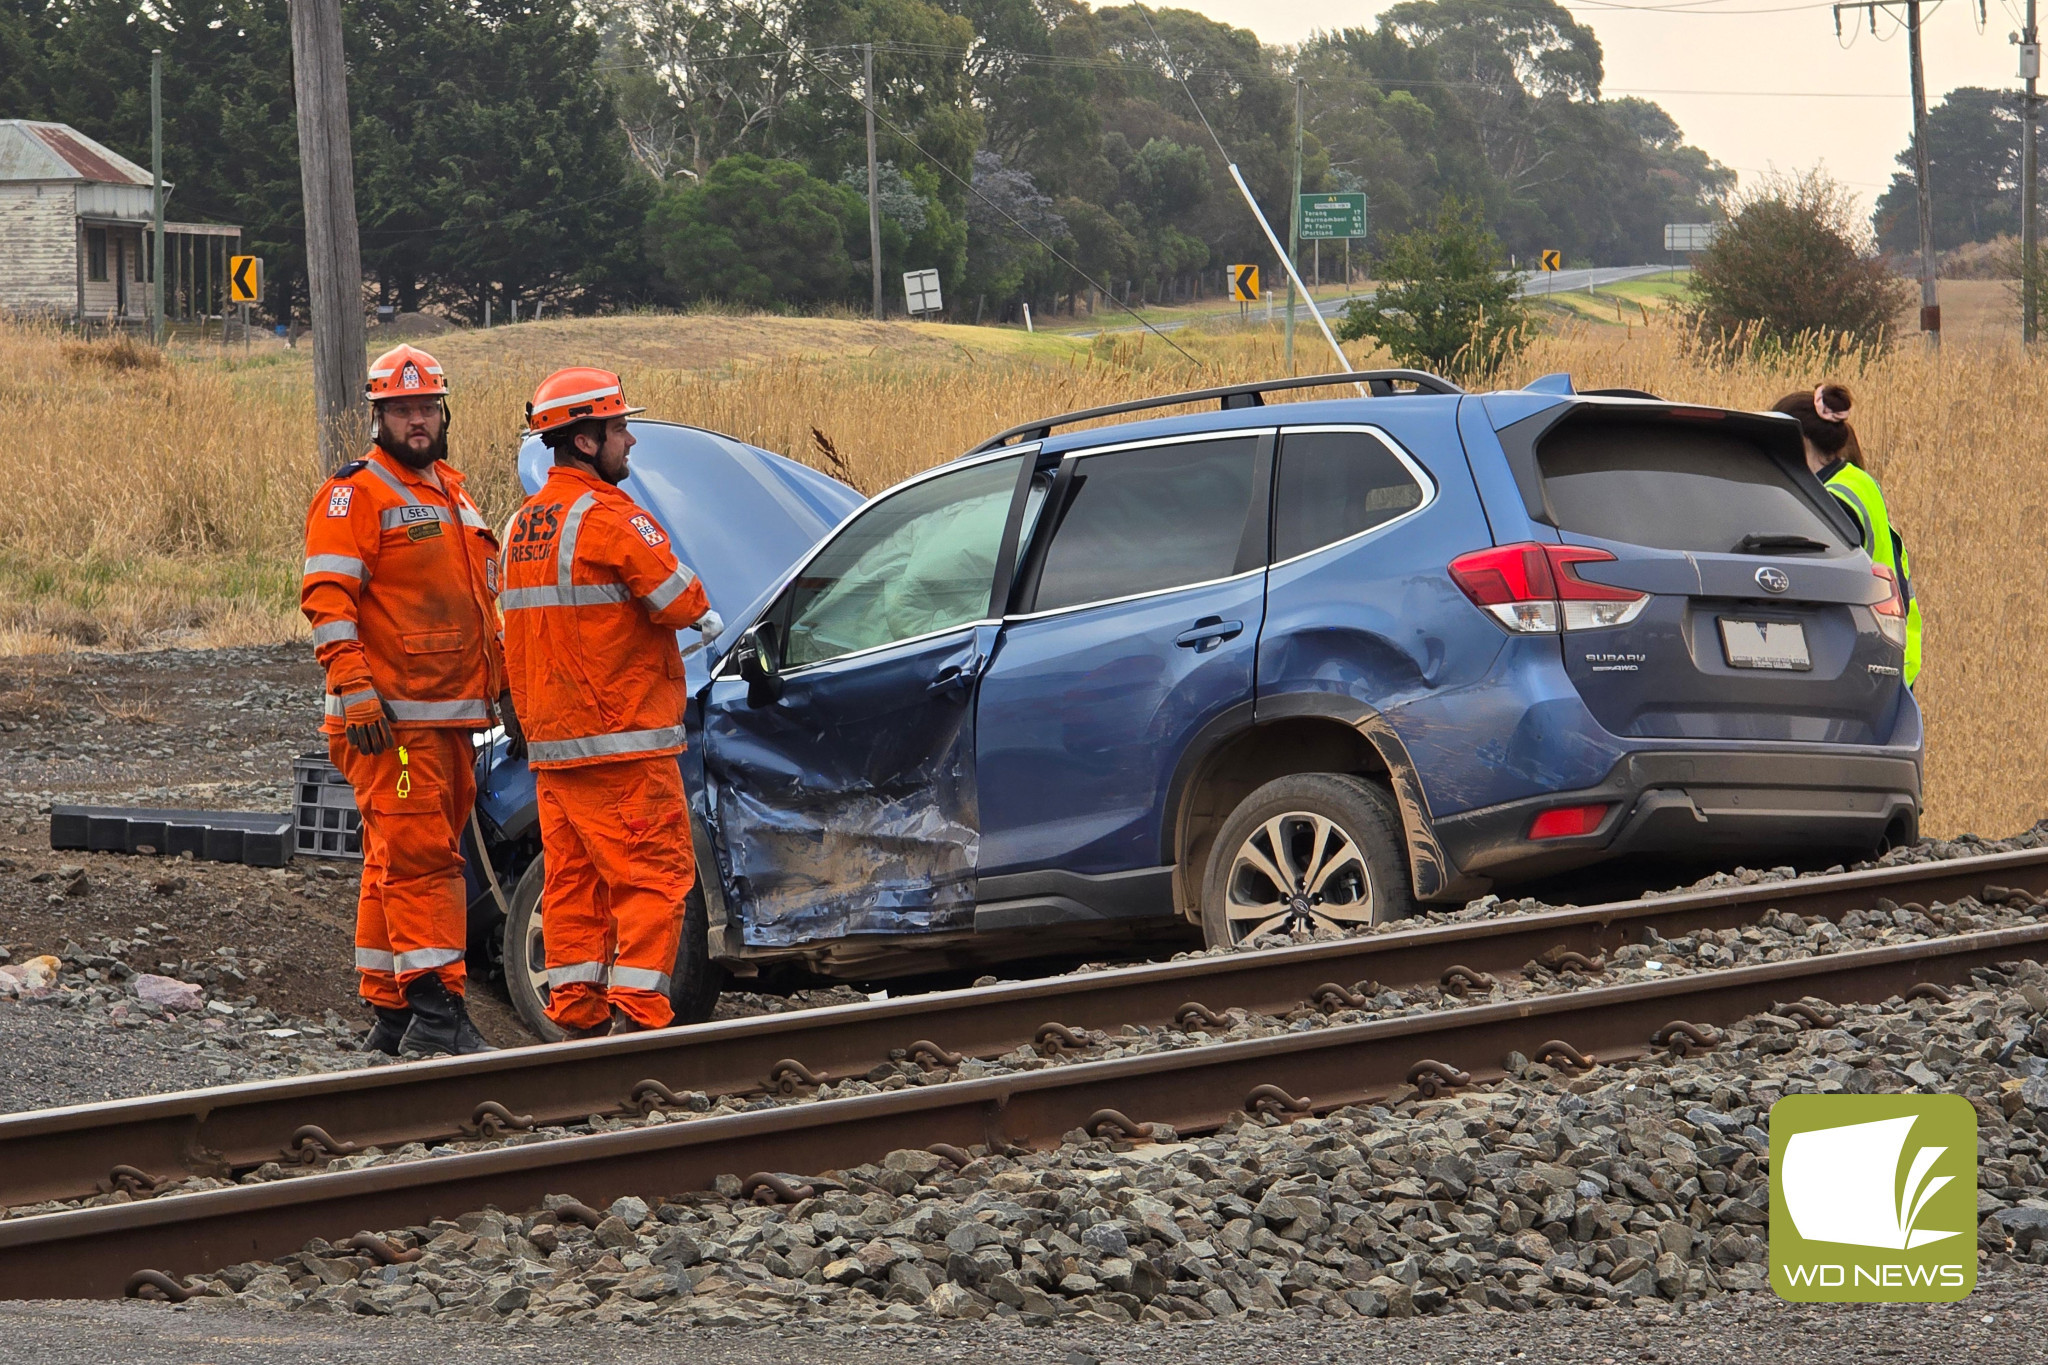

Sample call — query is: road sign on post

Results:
[1539,250,1562,272]
[1230,264,1261,302]
[903,269,942,316]
[1662,223,1718,253]
[228,255,263,304]
[1298,193,1367,241]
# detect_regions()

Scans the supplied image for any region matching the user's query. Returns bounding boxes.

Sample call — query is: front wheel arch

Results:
[501,853,725,1040]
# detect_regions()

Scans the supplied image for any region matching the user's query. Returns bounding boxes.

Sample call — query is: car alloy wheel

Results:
[1223,810,1376,944]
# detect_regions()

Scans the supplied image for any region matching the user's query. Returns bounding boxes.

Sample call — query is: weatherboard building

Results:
[0,119,240,327]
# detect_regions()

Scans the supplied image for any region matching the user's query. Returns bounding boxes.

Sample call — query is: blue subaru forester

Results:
[469,369,1923,1034]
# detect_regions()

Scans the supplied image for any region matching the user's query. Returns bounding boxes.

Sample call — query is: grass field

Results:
[5,303,2042,839]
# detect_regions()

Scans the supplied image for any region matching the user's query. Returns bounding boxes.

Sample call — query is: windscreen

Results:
[1538,422,1849,554]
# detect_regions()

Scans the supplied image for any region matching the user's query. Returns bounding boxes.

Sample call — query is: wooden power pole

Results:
[1834,0,1941,347]
[290,0,368,471]
[1906,0,1939,347]
[2023,3,2040,345]
[150,50,165,346]
[864,44,883,322]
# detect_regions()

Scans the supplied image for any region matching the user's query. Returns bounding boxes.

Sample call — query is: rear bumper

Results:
[1431,747,1922,889]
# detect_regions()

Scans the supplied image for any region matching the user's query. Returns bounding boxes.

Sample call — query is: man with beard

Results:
[500,367,719,1037]
[300,344,518,1056]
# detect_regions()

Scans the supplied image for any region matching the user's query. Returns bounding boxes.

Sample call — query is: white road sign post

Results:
[903,269,943,317]
[1663,223,1718,253]
[1662,223,1718,280]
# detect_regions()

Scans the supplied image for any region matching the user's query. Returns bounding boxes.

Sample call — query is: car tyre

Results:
[1199,773,1416,951]
[502,854,725,1040]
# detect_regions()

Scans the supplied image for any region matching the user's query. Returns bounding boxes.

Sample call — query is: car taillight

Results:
[1871,563,1908,648]
[1528,803,1611,840]
[1448,542,1650,634]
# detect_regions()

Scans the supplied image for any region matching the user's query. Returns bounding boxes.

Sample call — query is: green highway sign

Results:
[1298,192,1367,240]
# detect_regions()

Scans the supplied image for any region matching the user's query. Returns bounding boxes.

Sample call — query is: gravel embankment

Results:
[151,959,2048,1329]
[14,880,2047,1221]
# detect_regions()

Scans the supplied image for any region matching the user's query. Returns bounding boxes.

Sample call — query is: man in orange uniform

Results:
[501,367,720,1037]
[497,368,716,1031]
[301,344,519,1057]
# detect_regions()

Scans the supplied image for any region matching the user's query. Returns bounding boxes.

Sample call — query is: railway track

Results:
[2,848,2046,1300]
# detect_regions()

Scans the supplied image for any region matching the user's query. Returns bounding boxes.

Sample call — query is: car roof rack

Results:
[967,369,1463,453]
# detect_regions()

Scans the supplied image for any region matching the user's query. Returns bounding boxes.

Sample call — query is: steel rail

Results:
[4,847,2044,1211]
[2,918,2042,1300]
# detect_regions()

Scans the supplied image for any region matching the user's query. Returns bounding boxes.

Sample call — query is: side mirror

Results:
[738,622,784,709]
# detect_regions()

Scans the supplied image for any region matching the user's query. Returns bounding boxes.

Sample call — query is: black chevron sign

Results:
[229,255,263,304]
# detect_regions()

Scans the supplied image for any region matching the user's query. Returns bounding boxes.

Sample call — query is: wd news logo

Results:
[1769,1094,1976,1302]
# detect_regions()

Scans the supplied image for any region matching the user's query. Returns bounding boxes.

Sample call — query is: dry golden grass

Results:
[4,309,2042,837]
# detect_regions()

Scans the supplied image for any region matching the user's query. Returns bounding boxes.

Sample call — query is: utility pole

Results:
[2022,9,2040,344]
[290,0,369,472]
[865,43,883,322]
[1834,0,1941,346]
[150,50,165,346]
[1284,79,1302,373]
[1907,0,1939,346]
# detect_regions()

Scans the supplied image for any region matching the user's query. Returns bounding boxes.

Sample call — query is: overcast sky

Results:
[1182,0,2028,223]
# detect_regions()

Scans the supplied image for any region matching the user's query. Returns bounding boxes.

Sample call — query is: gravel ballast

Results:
[151,958,2048,1330]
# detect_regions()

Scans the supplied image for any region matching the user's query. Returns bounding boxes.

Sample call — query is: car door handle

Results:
[928,655,985,693]
[1175,618,1244,652]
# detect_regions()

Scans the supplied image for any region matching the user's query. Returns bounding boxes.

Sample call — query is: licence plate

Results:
[1719,618,1811,671]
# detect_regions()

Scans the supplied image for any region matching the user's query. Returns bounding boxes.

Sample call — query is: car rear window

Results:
[1537,422,1849,554]
[1273,429,1429,562]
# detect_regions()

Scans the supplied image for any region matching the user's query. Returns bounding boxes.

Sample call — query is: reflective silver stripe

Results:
[326,688,381,717]
[530,383,622,417]
[497,583,631,611]
[365,460,422,505]
[457,501,489,530]
[547,961,608,988]
[311,620,359,645]
[386,698,490,722]
[610,965,672,994]
[392,947,463,973]
[641,566,698,611]
[354,948,396,971]
[526,725,686,765]
[379,504,455,531]
[304,554,366,580]
[557,492,599,591]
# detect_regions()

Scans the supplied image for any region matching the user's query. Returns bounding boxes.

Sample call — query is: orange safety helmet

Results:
[525,366,645,434]
[365,344,449,402]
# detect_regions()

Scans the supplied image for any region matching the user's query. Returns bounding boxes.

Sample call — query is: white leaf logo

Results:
[1781,1115,1962,1250]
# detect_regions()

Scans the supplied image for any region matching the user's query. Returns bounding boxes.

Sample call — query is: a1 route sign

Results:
[1298,193,1366,240]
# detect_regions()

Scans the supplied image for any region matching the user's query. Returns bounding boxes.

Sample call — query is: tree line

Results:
[0,0,1735,323]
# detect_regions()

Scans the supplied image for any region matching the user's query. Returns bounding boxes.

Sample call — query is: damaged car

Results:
[464,369,1924,1037]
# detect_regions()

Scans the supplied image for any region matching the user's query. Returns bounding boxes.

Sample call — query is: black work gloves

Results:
[497,690,527,760]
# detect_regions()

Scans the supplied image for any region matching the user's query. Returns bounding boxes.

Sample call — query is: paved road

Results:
[1075,264,1672,338]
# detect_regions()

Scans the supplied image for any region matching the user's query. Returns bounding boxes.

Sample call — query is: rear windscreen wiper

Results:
[1731,534,1830,555]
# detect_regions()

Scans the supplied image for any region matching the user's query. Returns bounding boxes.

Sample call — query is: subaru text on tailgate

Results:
[466,370,1921,1034]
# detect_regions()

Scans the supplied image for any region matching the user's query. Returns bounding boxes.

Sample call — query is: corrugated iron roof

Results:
[0,120,151,185]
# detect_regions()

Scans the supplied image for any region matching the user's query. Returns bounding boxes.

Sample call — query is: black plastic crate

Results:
[294,752,362,859]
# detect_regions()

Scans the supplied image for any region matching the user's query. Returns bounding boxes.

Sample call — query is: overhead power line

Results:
[766,37,1203,361]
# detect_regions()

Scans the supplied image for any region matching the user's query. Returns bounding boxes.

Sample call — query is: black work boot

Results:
[608,1009,651,1036]
[397,974,494,1056]
[364,1005,413,1056]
